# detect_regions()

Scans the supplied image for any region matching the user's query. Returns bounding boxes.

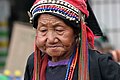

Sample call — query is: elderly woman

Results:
[24,0,120,80]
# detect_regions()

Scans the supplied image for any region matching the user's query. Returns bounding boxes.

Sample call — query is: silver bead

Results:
[52,0,56,3]
[56,0,60,3]
[64,2,67,6]
[30,20,32,23]
[76,21,79,23]
[48,0,52,3]
[60,1,64,5]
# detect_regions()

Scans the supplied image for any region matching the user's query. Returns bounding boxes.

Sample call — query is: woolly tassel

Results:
[37,47,41,80]
[32,35,38,80]
[86,27,94,49]
[33,47,40,80]
[33,45,48,80]
[33,35,42,80]
[68,48,79,80]
[78,20,89,80]
[32,43,37,80]
[40,54,48,80]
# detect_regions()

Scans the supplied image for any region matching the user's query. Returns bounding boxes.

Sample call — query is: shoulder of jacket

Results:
[88,49,113,60]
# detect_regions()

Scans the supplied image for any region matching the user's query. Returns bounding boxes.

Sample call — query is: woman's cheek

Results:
[35,38,45,49]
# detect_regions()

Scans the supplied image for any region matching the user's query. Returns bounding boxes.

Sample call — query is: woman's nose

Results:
[47,31,58,43]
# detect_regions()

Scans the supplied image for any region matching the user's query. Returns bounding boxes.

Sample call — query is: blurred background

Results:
[0,0,120,79]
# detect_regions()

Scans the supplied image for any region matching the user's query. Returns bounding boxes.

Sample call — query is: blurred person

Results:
[110,50,120,62]
[94,39,104,52]
[24,0,120,80]
[94,35,114,53]
[94,35,120,63]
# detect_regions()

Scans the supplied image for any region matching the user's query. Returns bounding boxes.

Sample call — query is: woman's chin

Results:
[46,48,64,57]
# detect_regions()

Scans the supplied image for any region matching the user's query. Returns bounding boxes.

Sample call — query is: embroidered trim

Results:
[29,0,82,24]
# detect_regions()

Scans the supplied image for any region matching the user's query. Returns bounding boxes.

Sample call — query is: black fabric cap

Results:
[85,1,103,36]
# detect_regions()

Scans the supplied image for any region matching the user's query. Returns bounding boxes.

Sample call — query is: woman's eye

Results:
[39,27,47,32]
[37,27,47,36]
[40,29,47,32]
[55,27,64,34]
[56,29,63,32]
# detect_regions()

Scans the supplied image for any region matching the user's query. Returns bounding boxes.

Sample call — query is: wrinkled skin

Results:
[36,14,77,62]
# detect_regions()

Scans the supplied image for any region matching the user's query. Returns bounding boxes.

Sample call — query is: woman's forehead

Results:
[37,14,70,26]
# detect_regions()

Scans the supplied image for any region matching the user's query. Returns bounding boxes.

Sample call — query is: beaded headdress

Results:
[28,0,103,80]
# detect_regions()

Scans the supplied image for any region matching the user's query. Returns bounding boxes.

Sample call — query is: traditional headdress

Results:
[28,0,103,80]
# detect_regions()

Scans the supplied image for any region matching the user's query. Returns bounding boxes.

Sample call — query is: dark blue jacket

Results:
[24,49,120,80]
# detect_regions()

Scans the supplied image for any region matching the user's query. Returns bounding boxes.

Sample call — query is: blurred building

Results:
[0,0,34,71]
[91,0,120,49]
[0,0,10,69]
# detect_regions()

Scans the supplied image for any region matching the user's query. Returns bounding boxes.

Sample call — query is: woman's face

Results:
[36,14,76,62]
